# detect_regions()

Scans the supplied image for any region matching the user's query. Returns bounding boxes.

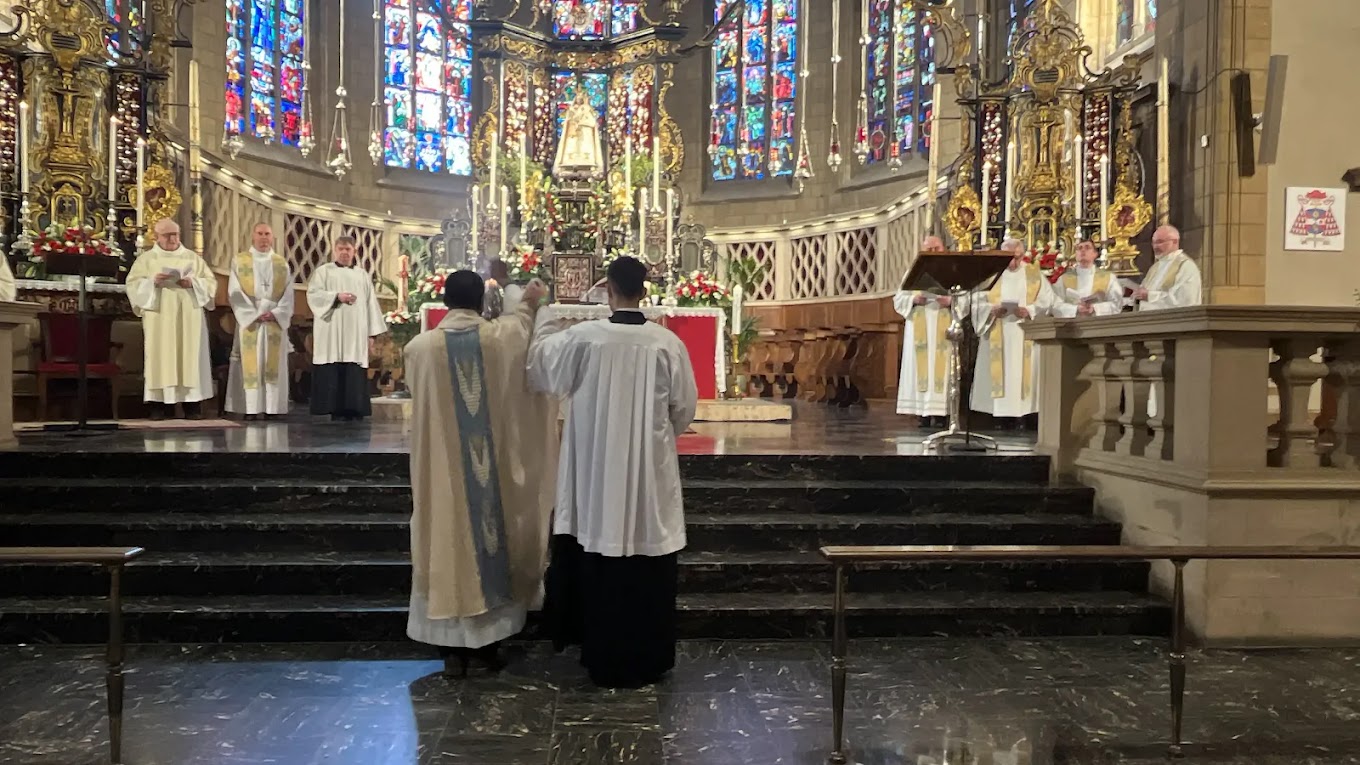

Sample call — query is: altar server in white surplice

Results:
[306,236,388,421]
[529,256,698,690]
[1051,240,1125,318]
[1132,225,1203,418]
[0,254,15,301]
[226,223,295,419]
[893,235,950,425]
[404,272,557,675]
[126,219,215,420]
[971,239,1056,425]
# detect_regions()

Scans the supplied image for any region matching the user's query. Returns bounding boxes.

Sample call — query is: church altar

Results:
[420,303,727,400]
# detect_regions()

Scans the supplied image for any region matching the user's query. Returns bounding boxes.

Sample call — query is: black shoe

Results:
[440,643,507,677]
[184,402,204,420]
[147,405,166,421]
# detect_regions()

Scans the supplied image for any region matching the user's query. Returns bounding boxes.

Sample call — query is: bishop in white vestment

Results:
[306,237,388,420]
[893,236,951,421]
[971,240,1055,422]
[405,272,557,673]
[530,257,698,689]
[1134,226,1203,418]
[1052,241,1125,318]
[226,224,295,418]
[125,219,215,418]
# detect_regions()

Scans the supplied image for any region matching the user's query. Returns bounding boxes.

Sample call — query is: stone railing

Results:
[1026,306,1360,641]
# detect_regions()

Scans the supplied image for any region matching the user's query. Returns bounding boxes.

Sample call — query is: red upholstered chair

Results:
[37,313,123,421]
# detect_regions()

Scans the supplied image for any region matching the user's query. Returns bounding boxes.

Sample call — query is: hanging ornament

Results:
[707,101,721,161]
[366,4,383,165]
[326,0,353,178]
[885,0,902,173]
[297,0,315,157]
[828,0,843,170]
[792,0,813,191]
[854,0,870,165]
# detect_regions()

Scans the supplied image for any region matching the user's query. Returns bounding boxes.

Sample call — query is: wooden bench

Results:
[0,547,144,764]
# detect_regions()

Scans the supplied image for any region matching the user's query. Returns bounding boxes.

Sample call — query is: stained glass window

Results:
[554,72,609,135]
[225,0,307,147]
[550,0,643,39]
[381,0,474,175]
[1145,0,1158,35]
[864,1,935,164]
[105,0,144,58]
[710,0,799,182]
[1116,0,1136,45]
[1009,0,1037,42]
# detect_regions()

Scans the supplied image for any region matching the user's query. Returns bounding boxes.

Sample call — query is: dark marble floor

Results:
[6,405,1038,456]
[2,637,1358,765]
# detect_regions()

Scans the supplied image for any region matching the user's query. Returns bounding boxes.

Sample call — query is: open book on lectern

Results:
[899,251,1015,295]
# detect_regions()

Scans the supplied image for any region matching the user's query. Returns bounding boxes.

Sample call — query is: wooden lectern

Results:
[899,251,1012,452]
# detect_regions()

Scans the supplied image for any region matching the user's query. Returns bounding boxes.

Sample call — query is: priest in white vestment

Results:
[404,272,557,674]
[125,219,215,419]
[971,239,1056,426]
[1133,225,1203,418]
[1051,240,1125,318]
[0,255,15,302]
[226,223,295,419]
[306,236,388,421]
[529,256,698,689]
[893,235,951,425]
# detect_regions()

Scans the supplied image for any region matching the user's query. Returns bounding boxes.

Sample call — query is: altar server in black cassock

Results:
[528,256,698,689]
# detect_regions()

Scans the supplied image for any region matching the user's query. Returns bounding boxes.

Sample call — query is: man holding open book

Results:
[1051,240,1125,318]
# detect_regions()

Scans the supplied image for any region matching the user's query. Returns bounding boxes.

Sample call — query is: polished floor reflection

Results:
[7,405,1038,456]
[1,638,1358,765]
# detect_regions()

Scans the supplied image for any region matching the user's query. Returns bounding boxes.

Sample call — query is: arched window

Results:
[105,0,144,58]
[225,0,307,147]
[381,0,474,174]
[864,1,935,165]
[552,0,643,40]
[710,0,799,182]
[1116,0,1157,47]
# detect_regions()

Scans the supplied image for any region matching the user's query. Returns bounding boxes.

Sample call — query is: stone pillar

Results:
[0,301,41,447]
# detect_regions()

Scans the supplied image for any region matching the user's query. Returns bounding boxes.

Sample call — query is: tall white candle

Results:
[1004,140,1016,225]
[1098,153,1110,253]
[624,136,633,209]
[1074,135,1084,222]
[499,184,508,255]
[731,285,743,336]
[1158,56,1171,226]
[652,136,661,203]
[925,81,942,231]
[638,188,648,248]
[489,129,499,193]
[135,137,147,231]
[108,116,119,202]
[470,183,480,256]
[18,101,29,195]
[980,161,992,249]
[665,188,675,265]
[518,132,527,209]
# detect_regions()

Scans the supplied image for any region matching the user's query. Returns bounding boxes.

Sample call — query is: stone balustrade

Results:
[1027,306,1360,642]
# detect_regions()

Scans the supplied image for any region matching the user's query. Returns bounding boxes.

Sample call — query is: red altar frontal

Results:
[421,304,727,399]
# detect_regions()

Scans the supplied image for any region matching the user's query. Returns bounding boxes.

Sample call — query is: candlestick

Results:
[18,101,29,195]
[651,136,661,212]
[470,183,480,257]
[1004,140,1016,226]
[135,137,147,236]
[624,136,633,210]
[1157,56,1171,226]
[108,116,120,202]
[1098,153,1110,257]
[1074,135,1085,223]
[664,188,675,268]
[925,81,942,232]
[499,184,509,256]
[980,161,992,249]
[638,188,648,249]
[488,129,499,215]
[731,285,743,337]
[518,132,527,209]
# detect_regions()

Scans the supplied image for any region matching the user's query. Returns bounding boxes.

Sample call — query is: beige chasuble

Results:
[233,252,290,390]
[985,265,1045,400]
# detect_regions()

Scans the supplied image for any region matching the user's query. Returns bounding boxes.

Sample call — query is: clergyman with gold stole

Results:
[892,235,951,427]
[1051,240,1124,318]
[970,238,1056,427]
[226,223,295,419]
[403,271,558,675]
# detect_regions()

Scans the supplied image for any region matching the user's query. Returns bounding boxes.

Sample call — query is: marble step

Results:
[0,551,1150,598]
[0,591,1170,644]
[0,512,1122,552]
[0,451,1053,484]
[0,479,1095,516]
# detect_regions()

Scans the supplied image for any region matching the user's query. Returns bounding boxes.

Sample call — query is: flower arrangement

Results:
[672,270,732,308]
[408,267,451,308]
[1022,244,1072,284]
[504,243,551,283]
[383,307,420,348]
[29,224,117,262]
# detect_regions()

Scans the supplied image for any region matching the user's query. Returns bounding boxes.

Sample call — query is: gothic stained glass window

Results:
[1116,0,1135,45]
[105,0,144,58]
[864,1,935,164]
[710,0,798,182]
[554,72,609,136]
[1009,0,1037,42]
[225,0,307,147]
[552,0,641,38]
[382,0,474,175]
[1145,0,1158,34]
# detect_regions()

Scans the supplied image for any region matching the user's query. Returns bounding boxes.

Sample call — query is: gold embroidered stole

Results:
[911,298,951,394]
[1059,269,1114,305]
[236,252,289,390]
[987,266,1043,399]
[1148,254,1187,293]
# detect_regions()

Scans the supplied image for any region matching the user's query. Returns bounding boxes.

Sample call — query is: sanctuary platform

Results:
[0,407,1169,644]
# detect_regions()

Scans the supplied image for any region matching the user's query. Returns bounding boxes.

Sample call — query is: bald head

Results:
[154,218,182,251]
[1000,238,1025,270]
[921,236,946,253]
[1152,225,1181,258]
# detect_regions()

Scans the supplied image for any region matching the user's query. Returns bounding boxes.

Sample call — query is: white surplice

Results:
[226,249,295,415]
[892,292,950,417]
[0,256,15,302]
[1137,250,1204,418]
[970,267,1055,418]
[528,311,699,557]
[125,245,215,404]
[1051,266,1125,318]
[305,263,388,367]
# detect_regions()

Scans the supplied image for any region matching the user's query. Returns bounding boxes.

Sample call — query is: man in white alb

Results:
[226,223,295,420]
[306,236,388,421]
[125,219,215,420]
[1051,240,1125,318]
[1132,225,1202,418]
[0,254,15,302]
[893,235,951,427]
[529,256,698,689]
[971,238,1055,428]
